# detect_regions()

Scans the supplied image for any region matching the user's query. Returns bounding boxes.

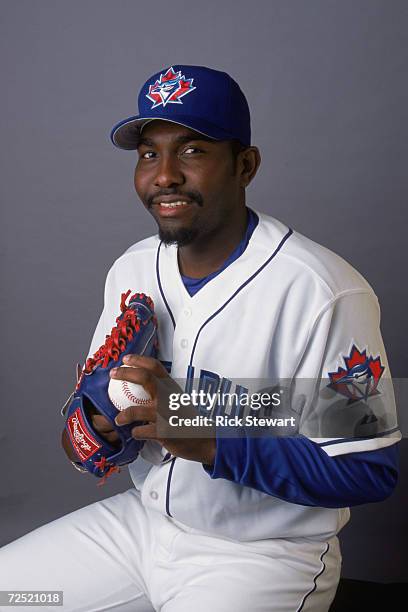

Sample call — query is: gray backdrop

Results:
[1,0,407,583]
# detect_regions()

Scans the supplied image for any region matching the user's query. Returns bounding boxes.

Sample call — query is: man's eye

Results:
[140,151,156,159]
[182,147,201,155]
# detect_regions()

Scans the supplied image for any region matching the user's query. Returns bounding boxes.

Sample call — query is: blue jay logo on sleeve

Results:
[146,67,196,109]
[328,344,385,402]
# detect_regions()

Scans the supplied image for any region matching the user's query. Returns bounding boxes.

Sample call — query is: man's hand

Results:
[61,404,120,463]
[110,354,216,466]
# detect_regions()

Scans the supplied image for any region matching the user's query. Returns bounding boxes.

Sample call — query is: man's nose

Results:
[154,155,184,188]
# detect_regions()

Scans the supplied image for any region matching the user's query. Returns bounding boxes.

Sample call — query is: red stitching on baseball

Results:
[122,381,152,405]
[110,396,123,411]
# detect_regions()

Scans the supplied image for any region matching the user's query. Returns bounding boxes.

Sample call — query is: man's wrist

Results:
[201,438,216,467]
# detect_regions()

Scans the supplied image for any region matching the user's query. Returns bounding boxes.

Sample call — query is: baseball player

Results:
[0,65,401,612]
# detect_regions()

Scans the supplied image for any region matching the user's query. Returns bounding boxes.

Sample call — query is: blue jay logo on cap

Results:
[146,67,196,109]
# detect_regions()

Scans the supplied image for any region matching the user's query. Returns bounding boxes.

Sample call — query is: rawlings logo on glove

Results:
[63,290,158,482]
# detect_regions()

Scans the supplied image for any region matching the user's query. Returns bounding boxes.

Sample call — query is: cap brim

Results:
[110,115,237,150]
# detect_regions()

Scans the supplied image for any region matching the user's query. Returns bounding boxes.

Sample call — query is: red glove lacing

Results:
[94,456,121,486]
[83,290,155,375]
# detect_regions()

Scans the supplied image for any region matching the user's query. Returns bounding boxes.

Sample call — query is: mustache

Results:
[147,190,204,208]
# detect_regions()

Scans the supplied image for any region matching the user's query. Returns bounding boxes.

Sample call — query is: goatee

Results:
[159,226,200,247]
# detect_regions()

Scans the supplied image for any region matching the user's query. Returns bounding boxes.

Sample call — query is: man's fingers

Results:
[110,365,157,399]
[101,431,120,444]
[91,414,115,433]
[115,402,157,426]
[122,354,169,379]
[91,415,120,443]
[131,422,157,439]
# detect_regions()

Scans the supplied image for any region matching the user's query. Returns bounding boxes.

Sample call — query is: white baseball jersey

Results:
[88,208,401,542]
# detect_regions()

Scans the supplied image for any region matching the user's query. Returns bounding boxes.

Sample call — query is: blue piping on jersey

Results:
[156,242,176,330]
[165,457,176,517]
[157,228,293,518]
[317,426,400,447]
[296,542,330,611]
[188,227,293,367]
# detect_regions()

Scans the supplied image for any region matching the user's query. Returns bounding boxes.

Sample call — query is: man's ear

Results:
[240,147,261,188]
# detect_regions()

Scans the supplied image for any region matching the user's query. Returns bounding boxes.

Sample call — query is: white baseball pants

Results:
[0,488,341,611]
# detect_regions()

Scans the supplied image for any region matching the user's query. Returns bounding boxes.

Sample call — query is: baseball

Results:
[108,364,152,412]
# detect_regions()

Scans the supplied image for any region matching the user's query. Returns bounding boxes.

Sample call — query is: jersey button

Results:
[180,338,188,349]
[183,307,192,317]
[149,490,159,500]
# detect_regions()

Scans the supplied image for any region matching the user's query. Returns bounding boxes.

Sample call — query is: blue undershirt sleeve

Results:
[203,435,399,508]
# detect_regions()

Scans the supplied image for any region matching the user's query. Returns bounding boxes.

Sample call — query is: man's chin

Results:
[158,225,199,247]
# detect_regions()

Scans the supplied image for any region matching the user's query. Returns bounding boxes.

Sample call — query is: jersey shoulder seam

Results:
[110,236,160,268]
[293,288,379,378]
[306,288,379,347]
[279,249,371,300]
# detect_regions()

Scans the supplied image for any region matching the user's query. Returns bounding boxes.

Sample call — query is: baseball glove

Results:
[63,290,158,481]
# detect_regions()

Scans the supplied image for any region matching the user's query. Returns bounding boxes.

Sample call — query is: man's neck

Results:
[177,207,249,279]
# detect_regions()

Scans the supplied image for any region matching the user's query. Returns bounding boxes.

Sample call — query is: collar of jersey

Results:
[156,209,291,324]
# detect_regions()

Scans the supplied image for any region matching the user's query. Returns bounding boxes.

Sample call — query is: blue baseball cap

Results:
[110,64,251,150]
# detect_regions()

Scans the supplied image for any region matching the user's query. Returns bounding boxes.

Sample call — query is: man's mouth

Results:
[157,200,191,209]
[152,199,194,218]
